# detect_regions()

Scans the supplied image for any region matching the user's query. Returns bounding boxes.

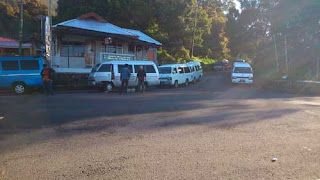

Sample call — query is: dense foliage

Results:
[1,0,319,79]
[55,0,233,63]
[0,0,55,43]
[227,0,320,80]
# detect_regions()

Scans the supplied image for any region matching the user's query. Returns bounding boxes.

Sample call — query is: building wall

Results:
[52,33,158,73]
[0,47,31,56]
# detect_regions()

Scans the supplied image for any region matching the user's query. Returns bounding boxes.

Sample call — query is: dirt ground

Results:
[1,72,320,180]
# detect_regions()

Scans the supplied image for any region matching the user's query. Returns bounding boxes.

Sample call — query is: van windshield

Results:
[92,64,100,72]
[234,67,252,73]
[159,67,172,74]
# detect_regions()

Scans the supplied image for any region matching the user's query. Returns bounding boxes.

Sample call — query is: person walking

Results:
[41,64,55,95]
[120,64,131,94]
[136,65,146,92]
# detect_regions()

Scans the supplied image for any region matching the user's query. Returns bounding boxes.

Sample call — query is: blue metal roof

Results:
[53,19,162,46]
[53,19,134,36]
[123,29,162,46]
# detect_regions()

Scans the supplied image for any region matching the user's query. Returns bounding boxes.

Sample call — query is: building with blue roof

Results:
[51,12,162,74]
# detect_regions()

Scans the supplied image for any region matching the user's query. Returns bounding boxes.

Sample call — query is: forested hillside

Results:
[0,0,319,79]
[56,0,233,63]
[0,0,56,43]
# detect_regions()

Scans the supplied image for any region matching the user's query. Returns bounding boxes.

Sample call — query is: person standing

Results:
[120,64,131,94]
[136,66,146,92]
[41,64,55,95]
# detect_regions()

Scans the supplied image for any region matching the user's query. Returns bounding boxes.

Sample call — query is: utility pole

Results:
[284,35,289,73]
[273,34,279,72]
[18,0,23,56]
[190,0,199,59]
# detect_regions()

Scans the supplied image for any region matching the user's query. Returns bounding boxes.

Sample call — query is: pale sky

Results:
[234,0,241,10]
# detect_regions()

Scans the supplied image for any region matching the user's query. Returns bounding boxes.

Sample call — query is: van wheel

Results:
[101,82,113,92]
[185,79,189,86]
[106,83,114,92]
[173,81,179,88]
[13,82,27,94]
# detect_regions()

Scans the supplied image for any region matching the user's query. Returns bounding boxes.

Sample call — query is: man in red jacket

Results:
[41,64,55,95]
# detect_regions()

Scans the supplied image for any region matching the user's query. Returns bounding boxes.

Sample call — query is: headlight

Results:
[249,77,253,80]
[232,76,237,79]
[167,77,172,80]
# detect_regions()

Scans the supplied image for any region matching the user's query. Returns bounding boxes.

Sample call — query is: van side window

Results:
[2,61,19,70]
[98,64,111,72]
[145,65,156,73]
[134,65,144,73]
[118,65,133,73]
[184,67,190,73]
[20,60,39,70]
[178,67,184,74]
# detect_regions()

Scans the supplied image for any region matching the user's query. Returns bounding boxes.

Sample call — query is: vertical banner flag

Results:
[45,16,51,63]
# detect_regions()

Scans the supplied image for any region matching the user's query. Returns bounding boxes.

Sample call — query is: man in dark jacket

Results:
[41,64,55,95]
[119,64,131,94]
[136,65,146,92]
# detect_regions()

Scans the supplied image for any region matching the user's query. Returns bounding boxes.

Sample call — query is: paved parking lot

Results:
[1,72,320,179]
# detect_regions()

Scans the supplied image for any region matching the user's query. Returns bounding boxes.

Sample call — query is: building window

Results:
[128,45,135,55]
[143,47,147,60]
[117,44,123,54]
[108,44,116,53]
[136,46,143,60]
[61,43,84,57]
[1,61,19,70]
[101,42,106,53]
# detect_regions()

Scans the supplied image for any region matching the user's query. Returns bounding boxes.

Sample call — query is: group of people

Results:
[119,64,146,94]
[40,63,147,95]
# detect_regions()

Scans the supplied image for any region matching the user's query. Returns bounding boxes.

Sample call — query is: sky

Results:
[234,0,241,10]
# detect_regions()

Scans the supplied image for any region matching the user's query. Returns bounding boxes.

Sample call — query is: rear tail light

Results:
[249,77,253,80]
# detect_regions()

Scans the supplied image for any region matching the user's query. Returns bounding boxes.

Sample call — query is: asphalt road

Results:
[1,72,320,180]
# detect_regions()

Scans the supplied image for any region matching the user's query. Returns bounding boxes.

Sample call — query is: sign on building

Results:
[101,53,134,61]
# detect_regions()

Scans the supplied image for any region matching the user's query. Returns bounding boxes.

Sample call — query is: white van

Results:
[159,64,192,88]
[231,62,253,84]
[187,61,203,82]
[88,60,160,91]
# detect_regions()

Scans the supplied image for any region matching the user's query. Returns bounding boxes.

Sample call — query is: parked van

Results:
[187,61,203,82]
[231,62,253,84]
[88,60,160,92]
[159,64,192,88]
[0,56,46,94]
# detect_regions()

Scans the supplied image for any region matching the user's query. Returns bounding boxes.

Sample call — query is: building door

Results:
[85,41,96,67]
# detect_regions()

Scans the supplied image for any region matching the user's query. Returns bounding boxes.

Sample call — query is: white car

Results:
[88,60,160,91]
[231,62,253,84]
[187,61,203,82]
[159,64,192,88]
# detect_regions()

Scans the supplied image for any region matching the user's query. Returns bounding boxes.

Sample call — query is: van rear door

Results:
[145,64,159,86]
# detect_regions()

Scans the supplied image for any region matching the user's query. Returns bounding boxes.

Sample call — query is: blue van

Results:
[0,56,47,94]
